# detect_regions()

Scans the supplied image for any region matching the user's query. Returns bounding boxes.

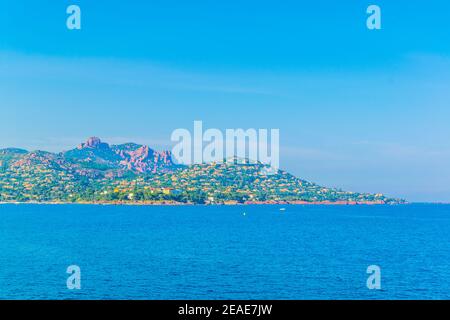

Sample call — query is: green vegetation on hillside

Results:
[0,139,405,205]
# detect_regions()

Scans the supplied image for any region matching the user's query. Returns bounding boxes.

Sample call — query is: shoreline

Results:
[0,200,410,206]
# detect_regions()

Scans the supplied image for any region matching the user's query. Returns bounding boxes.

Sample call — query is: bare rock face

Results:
[65,137,176,175]
[118,145,174,173]
[77,137,109,150]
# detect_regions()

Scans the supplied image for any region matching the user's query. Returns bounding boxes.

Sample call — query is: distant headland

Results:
[0,137,405,205]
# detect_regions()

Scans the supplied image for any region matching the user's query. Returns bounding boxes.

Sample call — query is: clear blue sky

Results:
[1,0,450,202]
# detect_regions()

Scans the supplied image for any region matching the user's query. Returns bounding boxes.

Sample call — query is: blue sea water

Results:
[0,204,449,300]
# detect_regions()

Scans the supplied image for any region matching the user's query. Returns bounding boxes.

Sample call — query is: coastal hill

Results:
[0,137,404,205]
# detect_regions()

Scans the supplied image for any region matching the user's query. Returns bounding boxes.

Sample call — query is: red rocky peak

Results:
[77,137,109,150]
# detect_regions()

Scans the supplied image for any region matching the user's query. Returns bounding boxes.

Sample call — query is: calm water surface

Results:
[0,204,449,299]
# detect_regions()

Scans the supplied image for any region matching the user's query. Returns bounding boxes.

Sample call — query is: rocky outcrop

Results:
[68,137,175,174]
[77,137,110,150]
[117,145,174,173]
